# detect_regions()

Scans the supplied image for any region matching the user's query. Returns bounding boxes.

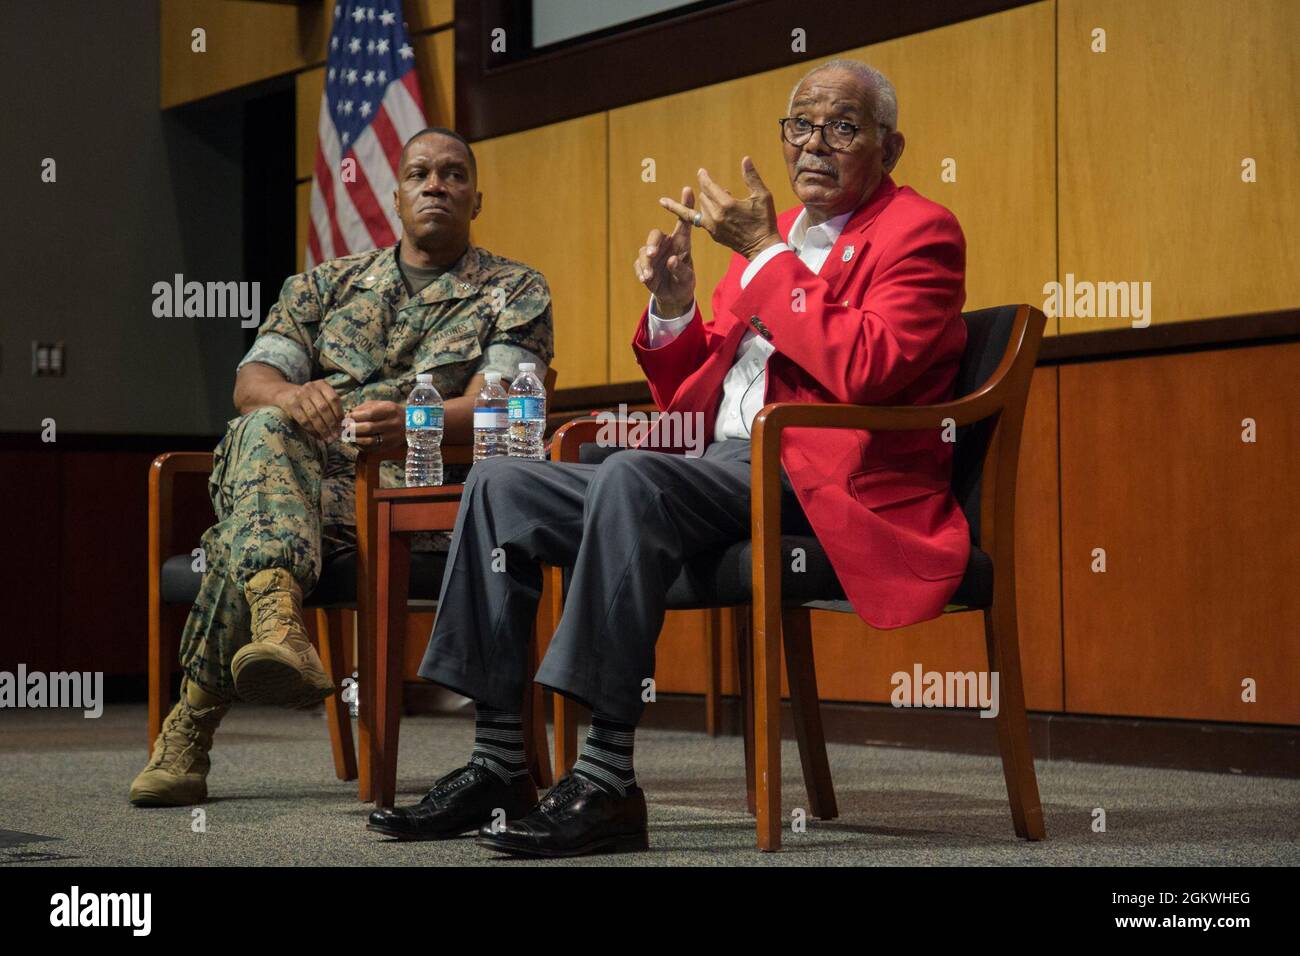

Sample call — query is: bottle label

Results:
[405,405,444,429]
[507,396,545,421]
[474,408,507,429]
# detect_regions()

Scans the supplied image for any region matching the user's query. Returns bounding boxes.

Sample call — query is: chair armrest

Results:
[549,414,608,463]
[751,399,974,437]
[745,399,998,573]
[151,451,214,479]
[148,452,215,611]
[149,452,214,553]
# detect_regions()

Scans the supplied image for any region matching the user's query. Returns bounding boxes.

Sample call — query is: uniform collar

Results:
[354,242,483,307]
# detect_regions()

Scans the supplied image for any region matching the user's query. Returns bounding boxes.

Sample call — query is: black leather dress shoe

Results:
[476,773,649,857]
[367,763,538,841]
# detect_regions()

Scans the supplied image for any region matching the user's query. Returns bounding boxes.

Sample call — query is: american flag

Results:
[305,1,428,269]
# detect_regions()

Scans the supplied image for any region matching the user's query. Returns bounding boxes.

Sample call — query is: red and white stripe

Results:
[305,70,427,269]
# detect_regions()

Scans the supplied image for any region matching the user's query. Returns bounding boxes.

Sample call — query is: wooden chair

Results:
[148,453,363,784]
[147,367,557,803]
[548,304,1048,851]
[360,367,559,808]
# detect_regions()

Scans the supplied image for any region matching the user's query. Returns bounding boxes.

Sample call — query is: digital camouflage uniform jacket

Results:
[237,241,553,536]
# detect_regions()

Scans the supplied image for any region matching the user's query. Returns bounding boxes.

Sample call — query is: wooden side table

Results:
[366,482,553,808]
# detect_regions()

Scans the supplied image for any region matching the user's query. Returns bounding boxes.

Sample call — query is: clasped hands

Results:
[634,156,782,318]
[275,379,403,449]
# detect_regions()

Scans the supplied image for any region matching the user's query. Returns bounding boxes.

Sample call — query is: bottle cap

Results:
[519,362,535,372]
[416,373,433,384]
[485,371,502,384]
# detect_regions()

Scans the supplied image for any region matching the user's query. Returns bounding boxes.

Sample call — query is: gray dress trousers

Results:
[417,438,813,724]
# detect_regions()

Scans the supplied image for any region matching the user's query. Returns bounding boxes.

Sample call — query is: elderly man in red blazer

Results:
[634,80,968,629]
[374,58,968,859]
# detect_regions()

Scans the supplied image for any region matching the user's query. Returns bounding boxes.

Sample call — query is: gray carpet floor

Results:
[1,704,1296,866]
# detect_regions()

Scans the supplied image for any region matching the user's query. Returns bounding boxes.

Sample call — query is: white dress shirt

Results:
[646,208,853,441]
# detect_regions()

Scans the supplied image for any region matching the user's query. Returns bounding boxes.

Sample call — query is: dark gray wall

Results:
[0,0,250,435]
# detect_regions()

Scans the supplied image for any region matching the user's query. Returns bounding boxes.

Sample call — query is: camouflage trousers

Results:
[178,406,456,699]
[178,406,354,700]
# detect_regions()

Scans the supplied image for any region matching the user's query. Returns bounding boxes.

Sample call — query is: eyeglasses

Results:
[778,117,887,151]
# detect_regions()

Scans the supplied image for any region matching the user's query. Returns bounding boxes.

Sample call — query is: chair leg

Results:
[545,566,580,780]
[752,598,782,851]
[523,623,553,789]
[704,609,723,736]
[372,503,410,808]
[735,607,756,816]
[984,599,1046,840]
[316,608,358,783]
[782,607,837,820]
[148,606,174,750]
[553,695,580,779]
[356,593,373,802]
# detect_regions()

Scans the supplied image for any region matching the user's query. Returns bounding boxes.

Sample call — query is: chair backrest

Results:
[950,305,1020,548]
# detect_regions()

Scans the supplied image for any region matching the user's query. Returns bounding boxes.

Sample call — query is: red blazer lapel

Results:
[816,174,899,301]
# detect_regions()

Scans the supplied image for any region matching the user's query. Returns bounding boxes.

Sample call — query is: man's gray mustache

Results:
[795,160,838,178]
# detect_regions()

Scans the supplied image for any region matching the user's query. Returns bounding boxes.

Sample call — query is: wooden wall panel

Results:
[470,114,610,389]
[162,1,450,109]
[608,1,1057,383]
[607,64,805,383]
[412,27,456,128]
[867,1,1056,323]
[160,0,331,108]
[404,610,435,680]
[649,613,712,694]
[1059,343,1300,724]
[1057,0,1300,332]
[0,452,61,673]
[296,180,312,270]
[57,452,158,675]
[0,447,214,681]
[406,0,454,33]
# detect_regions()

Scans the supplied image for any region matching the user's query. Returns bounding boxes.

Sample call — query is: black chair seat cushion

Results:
[160,549,448,609]
[663,535,992,611]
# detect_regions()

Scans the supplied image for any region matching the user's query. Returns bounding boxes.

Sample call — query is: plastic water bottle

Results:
[472,371,509,463]
[404,373,444,486]
[507,362,546,460]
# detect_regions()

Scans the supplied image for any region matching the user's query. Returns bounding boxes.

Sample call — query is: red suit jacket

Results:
[631,174,969,629]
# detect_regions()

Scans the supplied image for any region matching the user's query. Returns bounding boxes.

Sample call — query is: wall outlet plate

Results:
[32,341,66,377]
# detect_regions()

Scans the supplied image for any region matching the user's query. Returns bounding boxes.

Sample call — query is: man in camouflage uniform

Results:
[130,127,553,806]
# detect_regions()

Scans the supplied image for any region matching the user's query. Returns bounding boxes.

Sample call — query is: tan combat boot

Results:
[129,679,229,806]
[231,568,336,707]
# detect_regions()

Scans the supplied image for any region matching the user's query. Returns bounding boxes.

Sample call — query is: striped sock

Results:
[469,703,528,785]
[571,715,636,796]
